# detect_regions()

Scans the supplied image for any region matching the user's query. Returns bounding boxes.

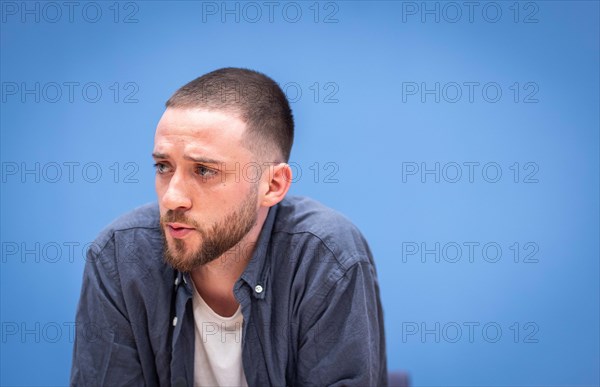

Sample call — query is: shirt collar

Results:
[238,202,279,299]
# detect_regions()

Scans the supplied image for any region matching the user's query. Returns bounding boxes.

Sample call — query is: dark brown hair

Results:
[166,67,294,162]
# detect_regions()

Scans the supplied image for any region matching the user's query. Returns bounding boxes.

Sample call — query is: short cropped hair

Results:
[165,67,294,162]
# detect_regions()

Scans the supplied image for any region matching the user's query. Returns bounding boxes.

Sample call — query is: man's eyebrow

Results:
[152,152,168,159]
[152,152,223,165]
[183,155,223,164]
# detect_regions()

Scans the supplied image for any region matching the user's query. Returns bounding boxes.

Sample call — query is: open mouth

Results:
[166,223,195,239]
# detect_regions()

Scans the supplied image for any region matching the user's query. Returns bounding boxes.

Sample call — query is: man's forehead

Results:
[156,107,246,135]
[154,107,251,160]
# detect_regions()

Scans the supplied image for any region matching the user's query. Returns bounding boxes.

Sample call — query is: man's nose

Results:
[162,172,192,211]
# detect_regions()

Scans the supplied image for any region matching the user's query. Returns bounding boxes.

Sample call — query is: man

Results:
[71,68,387,386]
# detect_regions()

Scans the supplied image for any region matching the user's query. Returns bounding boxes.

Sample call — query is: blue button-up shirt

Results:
[71,196,387,386]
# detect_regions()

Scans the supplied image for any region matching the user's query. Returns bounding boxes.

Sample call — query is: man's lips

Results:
[166,222,196,239]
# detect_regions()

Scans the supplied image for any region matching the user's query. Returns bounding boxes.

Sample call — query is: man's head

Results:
[154,68,293,272]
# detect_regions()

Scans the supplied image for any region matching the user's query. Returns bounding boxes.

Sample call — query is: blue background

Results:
[1,1,599,386]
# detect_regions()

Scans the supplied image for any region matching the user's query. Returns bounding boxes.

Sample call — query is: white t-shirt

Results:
[192,285,248,387]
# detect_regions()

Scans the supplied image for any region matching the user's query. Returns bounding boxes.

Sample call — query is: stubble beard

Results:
[160,185,259,273]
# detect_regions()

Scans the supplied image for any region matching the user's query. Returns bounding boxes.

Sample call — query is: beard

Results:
[160,185,259,272]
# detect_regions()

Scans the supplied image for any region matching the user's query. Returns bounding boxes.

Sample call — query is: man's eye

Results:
[153,163,170,174]
[196,166,216,178]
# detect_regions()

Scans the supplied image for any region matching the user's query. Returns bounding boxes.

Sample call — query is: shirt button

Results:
[172,316,178,327]
[254,285,263,294]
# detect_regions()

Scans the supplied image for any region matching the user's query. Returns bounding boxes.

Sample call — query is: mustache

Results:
[160,210,201,229]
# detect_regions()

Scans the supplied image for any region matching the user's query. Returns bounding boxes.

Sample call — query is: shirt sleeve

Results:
[295,260,388,386]
[70,235,145,386]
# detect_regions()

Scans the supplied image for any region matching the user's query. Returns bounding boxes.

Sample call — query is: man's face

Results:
[153,108,260,272]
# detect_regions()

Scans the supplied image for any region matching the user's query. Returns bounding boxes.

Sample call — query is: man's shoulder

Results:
[274,195,372,267]
[93,202,160,250]
[106,202,160,231]
[275,195,354,233]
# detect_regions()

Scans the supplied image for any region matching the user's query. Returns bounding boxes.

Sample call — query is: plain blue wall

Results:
[1,1,598,385]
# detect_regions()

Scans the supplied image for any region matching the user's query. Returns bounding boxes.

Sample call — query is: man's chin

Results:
[164,246,220,272]
[165,253,198,273]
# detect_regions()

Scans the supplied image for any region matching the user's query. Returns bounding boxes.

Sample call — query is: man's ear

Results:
[261,163,292,207]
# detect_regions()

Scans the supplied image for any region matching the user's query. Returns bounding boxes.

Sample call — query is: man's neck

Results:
[190,207,268,317]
